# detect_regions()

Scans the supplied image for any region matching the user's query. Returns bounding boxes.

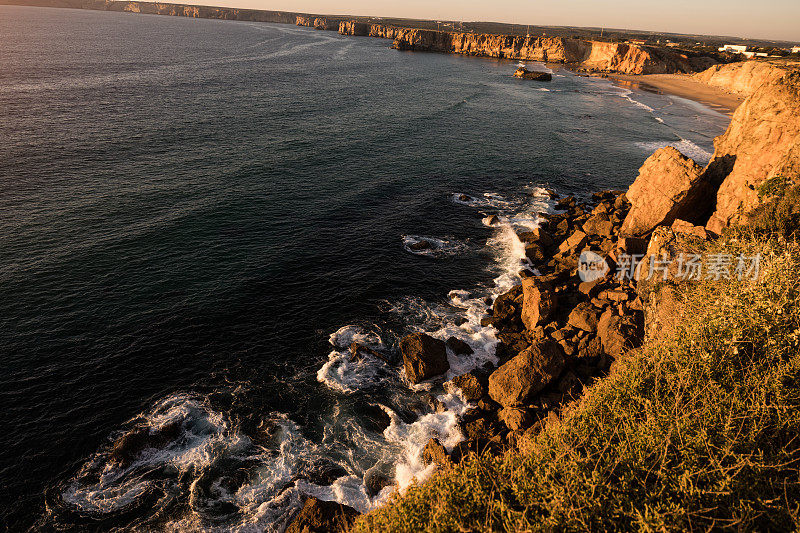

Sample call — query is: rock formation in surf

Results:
[513,67,552,81]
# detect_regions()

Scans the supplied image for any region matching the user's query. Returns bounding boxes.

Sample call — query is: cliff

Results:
[703,70,800,232]
[338,23,715,75]
[295,15,341,31]
[692,60,795,96]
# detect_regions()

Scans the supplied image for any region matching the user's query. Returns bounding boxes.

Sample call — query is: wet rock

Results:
[286,497,359,533]
[482,214,500,226]
[360,403,392,433]
[400,332,449,384]
[444,371,486,402]
[422,438,451,467]
[108,421,182,467]
[294,459,350,487]
[517,228,554,248]
[409,239,433,251]
[488,341,564,407]
[445,336,474,356]
[513,67,553,81]
[521,278,557,331]
[364,470,393,498]
[525,242,546,262]
[567,302,600,332]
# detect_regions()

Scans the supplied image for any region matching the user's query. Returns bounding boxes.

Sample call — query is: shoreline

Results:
[605,73,745,115]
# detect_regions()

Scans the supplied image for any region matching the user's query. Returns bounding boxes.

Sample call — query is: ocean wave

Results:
[635,138,713,164]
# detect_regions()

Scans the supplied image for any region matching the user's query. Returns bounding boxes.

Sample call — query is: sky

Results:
[188,0,800,42]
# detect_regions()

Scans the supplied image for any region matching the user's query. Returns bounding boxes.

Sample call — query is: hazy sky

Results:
[191,0,800,42]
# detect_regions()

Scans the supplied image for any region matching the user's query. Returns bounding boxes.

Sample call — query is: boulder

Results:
[445,336,474,356]
[409,239,433,251]
[444,371,485,402]
[520,278,558,331]
[286,497,359,533]
[597,309,641,358]
[671,218,709,240]
[363,470,393,498]
[558,230,588,254]
[620,146,712,237]
[498,407,533,431]
[582,213,614,237]
[422,437,450,466]
[517,228,554,248]
[400,333,449,383]
[488,341,564,407]
[567,302,600,332]
[513,67,553,81]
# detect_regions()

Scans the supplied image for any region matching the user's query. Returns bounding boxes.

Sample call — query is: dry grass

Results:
[354,234,800,532]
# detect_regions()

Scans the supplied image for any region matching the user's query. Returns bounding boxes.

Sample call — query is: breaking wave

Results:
[635,138,714,164]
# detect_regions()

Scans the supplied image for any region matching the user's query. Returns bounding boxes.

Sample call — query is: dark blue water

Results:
[0,6,730,530]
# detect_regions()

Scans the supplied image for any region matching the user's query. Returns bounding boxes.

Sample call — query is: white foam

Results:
[635,138,713,164]
[402,235,469,257]
[61,394,246,516]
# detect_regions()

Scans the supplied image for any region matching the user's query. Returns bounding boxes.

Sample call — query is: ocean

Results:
[0,6,731,530]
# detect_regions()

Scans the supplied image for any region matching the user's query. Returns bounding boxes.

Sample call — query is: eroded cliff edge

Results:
[339,21,716,75]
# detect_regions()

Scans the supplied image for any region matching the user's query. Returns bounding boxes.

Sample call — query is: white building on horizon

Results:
[719,44,748,53]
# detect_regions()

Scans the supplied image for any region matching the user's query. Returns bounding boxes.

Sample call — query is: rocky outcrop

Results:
[286,497,359,533]
[703,72,800,233]
[620,147,712,236]
[693,61,792,97]
[400,332,449,383]
[513,67,552,81]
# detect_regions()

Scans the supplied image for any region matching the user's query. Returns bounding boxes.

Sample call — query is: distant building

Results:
[719,44,749,53]
[792,46,800,54]
[628,39,647,45]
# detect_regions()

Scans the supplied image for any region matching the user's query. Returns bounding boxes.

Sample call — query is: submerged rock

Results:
[446,336,474,356]
[400,332,449,383]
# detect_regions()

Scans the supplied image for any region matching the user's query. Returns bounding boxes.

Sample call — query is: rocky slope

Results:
[339,23,714,75]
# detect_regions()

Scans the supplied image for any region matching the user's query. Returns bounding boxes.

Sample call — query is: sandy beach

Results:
[608,73,746,115]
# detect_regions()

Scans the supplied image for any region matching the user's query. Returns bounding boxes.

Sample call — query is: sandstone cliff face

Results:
[296,15,340,30]
[339,24,708,75]
[704,72,800,232]
[113,2,297,23]
[693,61,792,97]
